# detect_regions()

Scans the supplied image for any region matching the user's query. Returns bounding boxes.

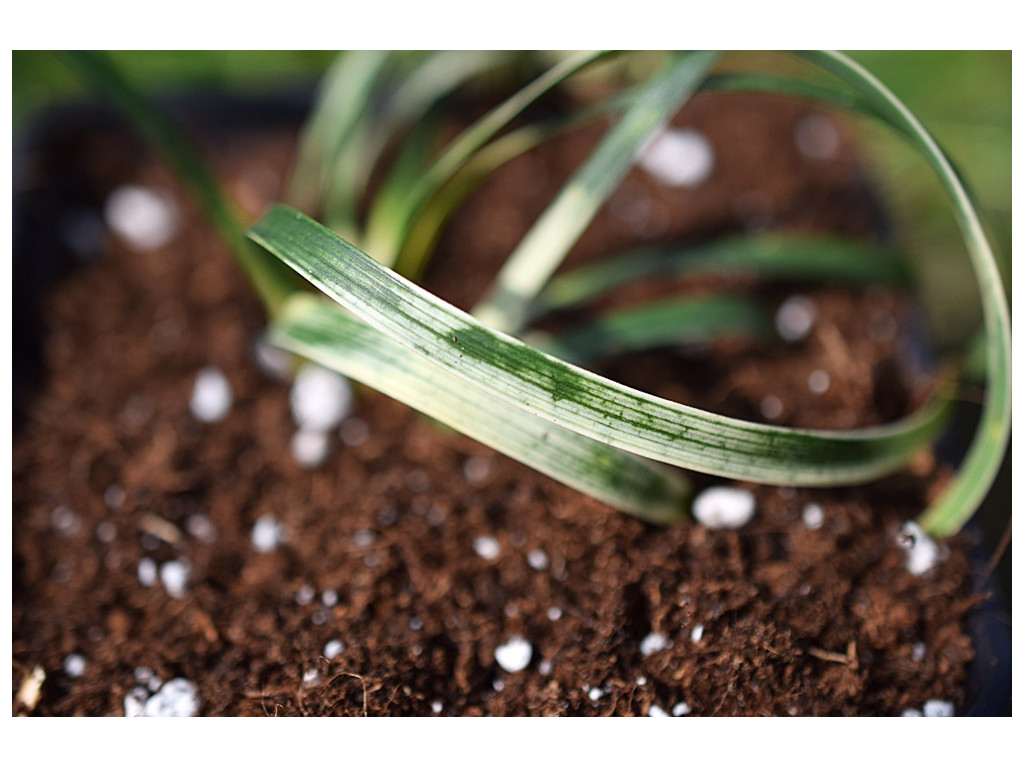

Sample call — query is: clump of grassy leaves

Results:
[65,50,1009,536]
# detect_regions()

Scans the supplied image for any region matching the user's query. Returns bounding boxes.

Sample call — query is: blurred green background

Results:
[845,51,1011,349]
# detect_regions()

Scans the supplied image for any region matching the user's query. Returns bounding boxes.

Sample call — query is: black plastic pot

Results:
[960,532,1012,715]
[13,91,1011,716]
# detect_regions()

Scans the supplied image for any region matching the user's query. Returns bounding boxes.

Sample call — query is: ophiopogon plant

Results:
[67,50,1010,535]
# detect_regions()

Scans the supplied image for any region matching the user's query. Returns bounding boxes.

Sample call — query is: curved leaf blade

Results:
[285,50,392,226]
[271,295,691,524]
[535,234,910,317]
[249,205,952,489]
[798,51,1011,537]
[702,72,888,125]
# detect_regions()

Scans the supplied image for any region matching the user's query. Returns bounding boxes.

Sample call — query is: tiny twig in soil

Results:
[138,513,183,545]
[327,670,369,717]
[806,641,858,669]
[243,686,292,698]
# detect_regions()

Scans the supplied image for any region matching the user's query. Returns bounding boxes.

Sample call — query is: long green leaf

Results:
[271,295,690,523]
[357,112,445,249]
[396,87,641,283]
[327,51,515,237]
[62,50,298,316]
[797,51,1011,537]
[472,51,721,334]
[370,50,614,271]
[284,50,392,229]
[249,205,952,488]
[537,294,769,364]
[534,234,909,318]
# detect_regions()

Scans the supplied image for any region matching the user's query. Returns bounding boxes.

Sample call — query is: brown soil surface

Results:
[13,91,983,716]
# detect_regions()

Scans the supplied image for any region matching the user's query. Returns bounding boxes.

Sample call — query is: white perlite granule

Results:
[494,636,533,673]
[290,364,353,432]
[124,686,150,717]
[186,514,216,543]
[251,515,284,553]
[287,365,352,470]
[692,486,756,529]
[190,366,233,423]
[527,549,549,570]
[324,639,345,660]
[353,529,375,548]
[290,428,330,468]
[63,653,86,678]
[760,395,783,420]
[104,484,126,510]
[923,700,955,717]
[898,521,940,575]
[640,632,669,656]
[159,560,190,599]
[125,678,200,717]
[104,185,179,251]
[795,113,840,160]
[51,505,81,536]
[672,702,692,716]
[648,704,670,717]
[775,295,817,343]
[145,678,200,716]
[473,535,501,561]
[463,455,492,485]
[690,624,705,643]
[802,503,825,531]
[95,521,117,543]
[137,558,158,587]
[638,128,714,188]
[808,369,831,395]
